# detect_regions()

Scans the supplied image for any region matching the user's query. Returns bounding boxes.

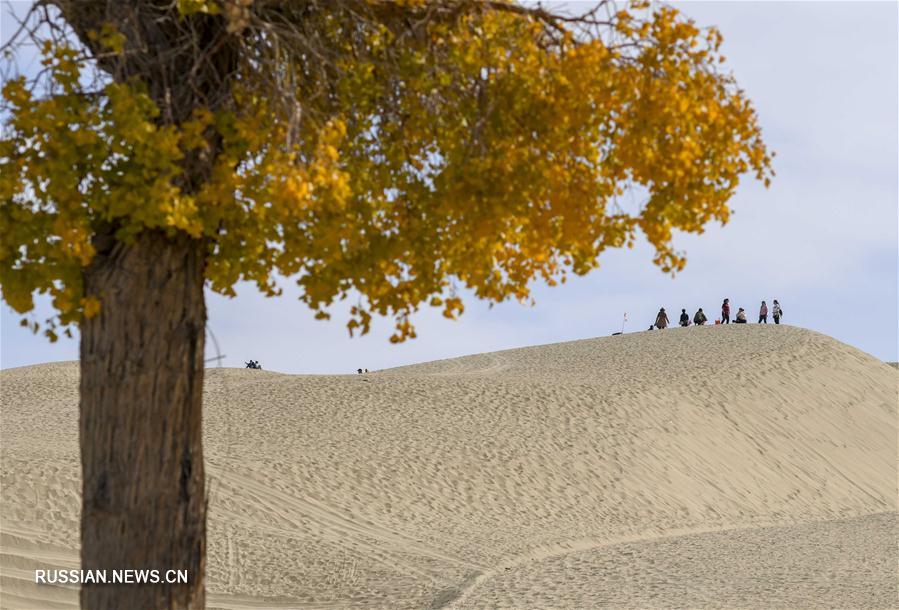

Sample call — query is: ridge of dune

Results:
[1,324,896,609]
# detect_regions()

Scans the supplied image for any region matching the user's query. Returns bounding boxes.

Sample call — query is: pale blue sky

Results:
[1,1,897,372]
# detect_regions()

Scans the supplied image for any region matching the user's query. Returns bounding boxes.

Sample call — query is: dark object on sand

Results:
[245,360,262,369]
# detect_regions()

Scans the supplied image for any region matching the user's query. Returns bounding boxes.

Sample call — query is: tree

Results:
[0,1,772,608]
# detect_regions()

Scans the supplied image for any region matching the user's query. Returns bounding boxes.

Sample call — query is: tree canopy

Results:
[1,0,773,343]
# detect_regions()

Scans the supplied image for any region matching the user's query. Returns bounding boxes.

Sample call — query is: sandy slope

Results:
[1,325,896,609]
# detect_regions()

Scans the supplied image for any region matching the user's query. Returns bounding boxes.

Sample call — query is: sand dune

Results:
[1,325,896,609]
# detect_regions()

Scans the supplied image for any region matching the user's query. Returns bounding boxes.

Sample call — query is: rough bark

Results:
[57,4,235,607]
[80,228,207,610]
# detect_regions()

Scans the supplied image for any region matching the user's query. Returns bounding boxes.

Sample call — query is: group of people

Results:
[246,361,367,372]
[653,299,783,330]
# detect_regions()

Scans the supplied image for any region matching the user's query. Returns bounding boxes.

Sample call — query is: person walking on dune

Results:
[772,299,783,324]
[693,308,707,325]
[721,298,731,324]
[679,308,690,327]
[735,307,748,323]
[759,301,768,324]
[655,308,670,329]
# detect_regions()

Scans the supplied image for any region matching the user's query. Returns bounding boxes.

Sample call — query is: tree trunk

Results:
[80,228,206,610]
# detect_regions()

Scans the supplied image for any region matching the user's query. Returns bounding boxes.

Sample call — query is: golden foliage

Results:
[1,2,772,342]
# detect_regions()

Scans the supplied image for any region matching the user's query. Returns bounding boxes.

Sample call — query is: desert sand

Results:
[1,324,896,609]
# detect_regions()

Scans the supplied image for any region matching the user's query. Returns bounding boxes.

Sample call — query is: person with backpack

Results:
[693,308,708,325]
[721,298,731,324]
[735,307,748,323]
[679,308,690,327]
[758,301,768,323]
[655,308,670,329]
[772,300,783,324]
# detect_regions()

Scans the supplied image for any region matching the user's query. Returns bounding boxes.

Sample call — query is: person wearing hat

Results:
[655,307,670,329]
